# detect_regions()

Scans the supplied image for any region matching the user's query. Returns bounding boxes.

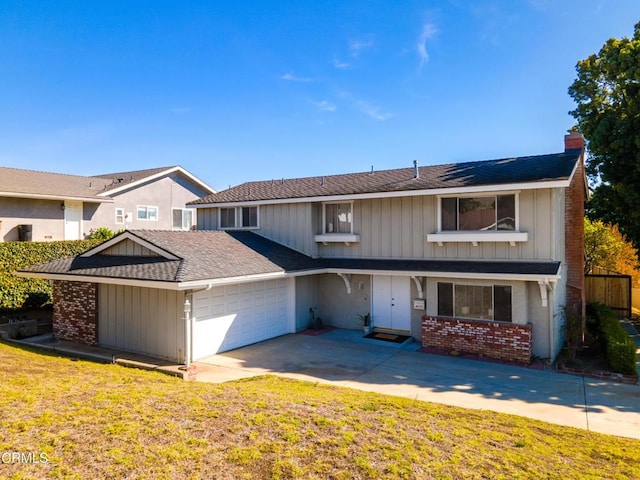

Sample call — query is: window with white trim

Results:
[437,282,512,322]
[115,208,125,224]
[172,208,194,231]
[219,206,258,229]
[137,205,158,221]
[441,194,516,231]
[323,202,353,234]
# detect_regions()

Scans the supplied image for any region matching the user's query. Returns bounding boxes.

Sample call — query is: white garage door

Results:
[192,278,293,359]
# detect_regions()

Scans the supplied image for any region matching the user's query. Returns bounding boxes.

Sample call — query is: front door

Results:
[64,201,82,240]
[372,275,411,332]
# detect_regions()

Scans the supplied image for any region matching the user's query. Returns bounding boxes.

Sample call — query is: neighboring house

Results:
[20,133,586,366]
[0,166,215,241]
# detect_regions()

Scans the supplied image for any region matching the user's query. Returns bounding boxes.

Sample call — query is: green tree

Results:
[584,218,640,286]
[568,22,640,250]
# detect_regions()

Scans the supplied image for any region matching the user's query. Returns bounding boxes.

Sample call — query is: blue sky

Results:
[1,1,638,190]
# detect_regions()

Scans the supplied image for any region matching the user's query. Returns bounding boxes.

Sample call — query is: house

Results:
[19,132,586,365]
[0,166,215,241]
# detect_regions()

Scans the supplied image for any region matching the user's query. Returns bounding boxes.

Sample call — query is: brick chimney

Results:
[564,130,585,152]
[564,130,586,320]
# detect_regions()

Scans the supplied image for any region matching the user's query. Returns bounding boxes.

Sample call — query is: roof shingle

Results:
[189,151,581,205]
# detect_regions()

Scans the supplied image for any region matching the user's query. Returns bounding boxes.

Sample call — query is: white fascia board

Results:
[99,166,216,197]
[0,192,113,203]
[176,271,288,289]
[16,271,183,290]
[325,267,561,283]
[80,231,180,260]
[194,179,572,208]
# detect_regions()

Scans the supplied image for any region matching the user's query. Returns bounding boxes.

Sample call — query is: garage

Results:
[191,277,294,359]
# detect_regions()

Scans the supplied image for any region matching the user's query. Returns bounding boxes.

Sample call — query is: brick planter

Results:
[422,316,532,364]
[53,281,98,345]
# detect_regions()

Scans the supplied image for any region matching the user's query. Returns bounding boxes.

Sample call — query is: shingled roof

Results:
[0,165,213,202]
[189,150,582,205]
[20,230,561,285]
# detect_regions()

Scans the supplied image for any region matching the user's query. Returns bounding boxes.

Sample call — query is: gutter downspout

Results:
[180,284,213,378]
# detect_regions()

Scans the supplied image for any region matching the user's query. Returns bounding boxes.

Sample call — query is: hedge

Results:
[0,240,103,310]
[589,303,637,376]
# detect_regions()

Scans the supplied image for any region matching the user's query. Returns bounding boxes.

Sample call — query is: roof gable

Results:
[0,165,214,202]
[190,150,581,205]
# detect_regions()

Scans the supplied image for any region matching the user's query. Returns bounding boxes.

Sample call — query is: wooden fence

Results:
[585,272,632,317]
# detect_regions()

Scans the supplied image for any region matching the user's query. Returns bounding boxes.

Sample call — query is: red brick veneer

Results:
[422,316,532,364]
[53,281,98,345]
[564,132,586,317]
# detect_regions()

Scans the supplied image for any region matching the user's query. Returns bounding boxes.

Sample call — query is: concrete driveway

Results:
[195,329,640,440]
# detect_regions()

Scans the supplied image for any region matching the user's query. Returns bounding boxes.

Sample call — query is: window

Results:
[437,282,512,322]
[219,206,258,229]
[441,194,516,231]
[115,208,125,224]
[172,208,194,231]
[324,202,353,234]
[137,206,158,221]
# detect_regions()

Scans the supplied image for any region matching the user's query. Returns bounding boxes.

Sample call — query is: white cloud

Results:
[354,100,392,121]
[281,72,313,82]
[311,100,336,112]
[333,58,351,70]
[417,23,437,68]
[349,38,374,58]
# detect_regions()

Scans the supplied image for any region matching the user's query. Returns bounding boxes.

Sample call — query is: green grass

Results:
[1,341,639,479]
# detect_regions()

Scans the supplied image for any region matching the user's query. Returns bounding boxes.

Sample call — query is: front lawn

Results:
[1,342,638,479]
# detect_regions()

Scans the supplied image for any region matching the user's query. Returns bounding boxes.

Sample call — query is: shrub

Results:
[589,303,637,375]
[0,240,103,310]
[87,227,121,240]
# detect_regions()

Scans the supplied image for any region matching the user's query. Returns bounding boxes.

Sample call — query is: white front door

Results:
[372,275,411,332]
[64,201,82,240]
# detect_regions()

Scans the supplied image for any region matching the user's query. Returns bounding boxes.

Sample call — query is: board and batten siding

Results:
[98,284,185,362]
[316,188,559,261]
[100,238,160,256]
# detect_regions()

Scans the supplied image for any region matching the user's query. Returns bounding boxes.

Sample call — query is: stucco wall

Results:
[295,275,318,331]
[87,173,209,234]
[316,273,371,330]
[0,197,65,241]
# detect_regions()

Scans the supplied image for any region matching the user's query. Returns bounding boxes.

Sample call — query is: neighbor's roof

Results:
[0,165,214,202]
[190,150,582,205]
[20,230,561,287]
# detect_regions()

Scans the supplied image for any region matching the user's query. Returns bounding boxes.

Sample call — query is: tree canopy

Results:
[584,218,640,286]
[568,22,640,250]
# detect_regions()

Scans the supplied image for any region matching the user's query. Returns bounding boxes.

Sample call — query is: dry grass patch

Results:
[0,341,639,479]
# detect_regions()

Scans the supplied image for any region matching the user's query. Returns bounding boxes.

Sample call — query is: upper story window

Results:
[219,206,258,230]
[315,201,360,245]
[437,282,512,322]
[172,208,194,231]
[428,192,527,246]
[115,208,125,225]
[441,194,515,231]
[137,205,158,221]
[324,202,353,234]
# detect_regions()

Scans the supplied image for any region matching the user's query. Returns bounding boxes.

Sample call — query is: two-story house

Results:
[20,133,585,365]
[0,166,215,241]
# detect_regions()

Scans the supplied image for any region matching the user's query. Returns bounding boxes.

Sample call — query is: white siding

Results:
[98,285,185,362]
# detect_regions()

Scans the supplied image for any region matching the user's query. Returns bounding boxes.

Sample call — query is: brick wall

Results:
[422,316,533,364]
[53,281,98,345]
[564,132,586,317]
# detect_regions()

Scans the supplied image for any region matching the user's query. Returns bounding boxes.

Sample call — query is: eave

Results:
[191,178,573,208]
[0,192,113,203]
